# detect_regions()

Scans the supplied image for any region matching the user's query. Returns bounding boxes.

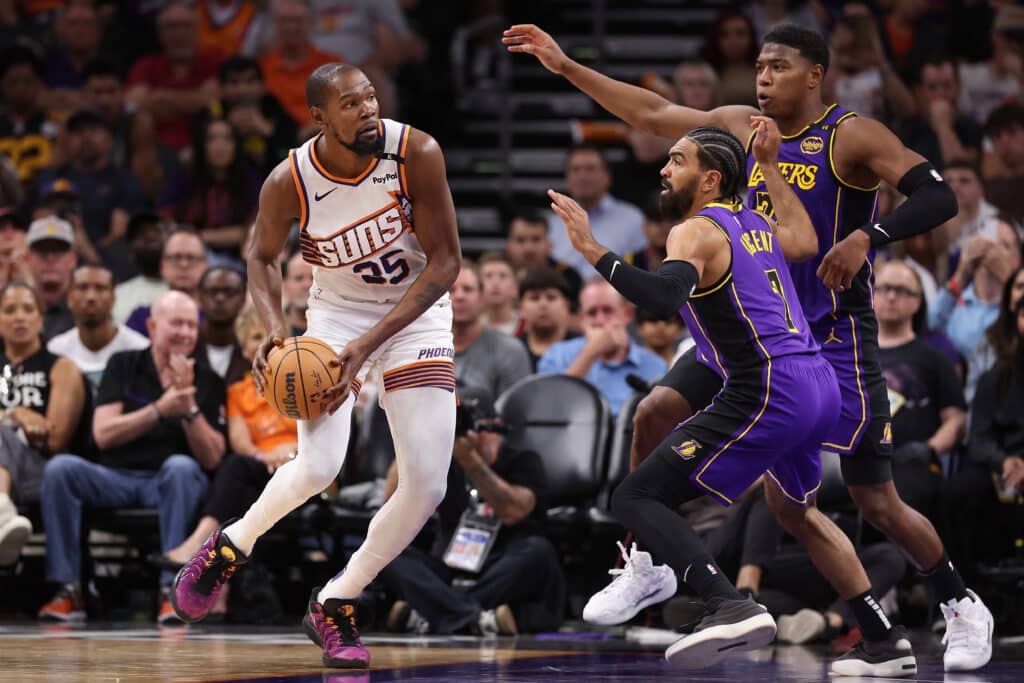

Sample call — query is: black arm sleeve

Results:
[856,162,958,248]
[595,251,698,316]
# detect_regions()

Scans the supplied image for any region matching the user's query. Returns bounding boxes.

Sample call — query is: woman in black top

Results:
[0,281,85,565]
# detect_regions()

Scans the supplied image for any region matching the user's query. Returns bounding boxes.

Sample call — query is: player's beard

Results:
[329,125,379,156]
[660,175,699,220]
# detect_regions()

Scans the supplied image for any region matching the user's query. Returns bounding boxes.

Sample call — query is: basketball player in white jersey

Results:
[170,63,461,669]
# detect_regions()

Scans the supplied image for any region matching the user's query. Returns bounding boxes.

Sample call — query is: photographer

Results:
[379,385,564,636]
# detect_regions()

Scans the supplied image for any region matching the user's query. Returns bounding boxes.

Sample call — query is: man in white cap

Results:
[24,216,78,341]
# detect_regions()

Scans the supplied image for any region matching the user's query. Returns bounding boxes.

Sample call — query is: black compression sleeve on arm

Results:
[856,162,958,248]
[595,251,699,316]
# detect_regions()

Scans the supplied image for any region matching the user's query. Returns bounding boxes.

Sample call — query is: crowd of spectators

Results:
[0,0,1021,637]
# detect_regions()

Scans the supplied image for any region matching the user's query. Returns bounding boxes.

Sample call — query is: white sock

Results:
[225,400,355,556]
[0,491,14,518]
[318,387,455,602]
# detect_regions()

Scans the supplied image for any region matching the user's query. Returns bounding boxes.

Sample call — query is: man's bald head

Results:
[148,290,200,358]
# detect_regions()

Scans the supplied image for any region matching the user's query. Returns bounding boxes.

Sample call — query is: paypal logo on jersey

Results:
[372,172,399,184]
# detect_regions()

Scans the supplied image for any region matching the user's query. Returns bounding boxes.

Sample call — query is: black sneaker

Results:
[829,626,918,678]
[664,597,776,669]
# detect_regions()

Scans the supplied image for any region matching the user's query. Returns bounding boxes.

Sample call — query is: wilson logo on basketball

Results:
[305,198,411,268]
[281,372,301,419]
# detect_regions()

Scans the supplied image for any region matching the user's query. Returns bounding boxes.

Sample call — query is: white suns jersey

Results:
[290,118,427,303]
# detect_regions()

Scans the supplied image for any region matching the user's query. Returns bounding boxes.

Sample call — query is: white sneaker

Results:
[777,608,826,644]
[582,542,677,626]
[0,511,32,566]
[941,589,994,672]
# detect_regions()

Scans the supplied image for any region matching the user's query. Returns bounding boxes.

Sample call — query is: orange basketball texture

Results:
[266,336,341,420]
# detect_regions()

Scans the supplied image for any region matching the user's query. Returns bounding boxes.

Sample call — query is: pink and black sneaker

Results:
[169,522,248,623]
[303,587,371,669]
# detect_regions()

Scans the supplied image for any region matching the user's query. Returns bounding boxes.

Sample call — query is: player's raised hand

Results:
[323,339,372,415]
[548,189,603,263]
[252,334,285,396]
[503,24,569,74]
[750,116,781,166]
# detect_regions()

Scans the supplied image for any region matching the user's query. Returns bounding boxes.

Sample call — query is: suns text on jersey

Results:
[306,199,410,267]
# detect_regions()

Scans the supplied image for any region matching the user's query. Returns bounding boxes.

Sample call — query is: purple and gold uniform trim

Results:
[382,360,456,393]
[692,282,774,505]
[766,470,822,506]
[821,314,868,452]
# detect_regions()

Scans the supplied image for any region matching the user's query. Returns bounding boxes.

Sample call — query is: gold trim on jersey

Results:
[309,124,384,185]
[288,149,309,229]
[690,214,733,298]
[821,314,868,452]
[692,281,774,505]
[684,302,728,380]
[827,112,881,192]
[781,103,838,140]
[397,124,412,199]
[829,185,842,317]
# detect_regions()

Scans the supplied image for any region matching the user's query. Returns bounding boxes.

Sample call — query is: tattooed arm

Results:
[454,436,537,526]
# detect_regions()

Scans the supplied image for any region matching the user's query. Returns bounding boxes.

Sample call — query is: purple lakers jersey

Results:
[744,104,880,326]
[680,202,819,380]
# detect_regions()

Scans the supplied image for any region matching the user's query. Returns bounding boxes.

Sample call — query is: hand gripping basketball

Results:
[265,336,343,420]
[252,335,285,396]
[322,338,373,416]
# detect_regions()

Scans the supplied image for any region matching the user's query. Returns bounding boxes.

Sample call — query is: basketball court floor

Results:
[2,623,1023,682]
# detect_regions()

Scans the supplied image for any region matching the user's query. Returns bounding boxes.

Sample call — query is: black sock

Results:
[846,590,892,642]
[921,552,969,603]
[683,557,743,602]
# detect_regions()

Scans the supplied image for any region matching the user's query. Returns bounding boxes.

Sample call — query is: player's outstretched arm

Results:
[321,128,461,414]
[750,116,818,262]
[549,189,721,316]
[818,117,957,291]
[503,23,756,141]
[246,159,300,394]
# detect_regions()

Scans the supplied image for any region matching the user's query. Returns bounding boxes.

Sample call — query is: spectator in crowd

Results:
[126,1,222,154]
[48,264,150,395]
[258,0,342,134]
[155,305,296,617]
[875,261,966,518]
[0,207,28,285]
[698,9,757,106]
[126,228,208,336]
[200,56,296,176]
[195,0,266,61]
[0,156,23,209]
[0,281,86,566]
[941,160,1000,274]
[450,263,532,400]
[0,45,60,188]
[80,60,161,201]
[546,144,646,279]
[504,209,582,305]
[979,267,1024,391]
[24,216,76,341]
[635,308,685,367]
[381,384,563,636]
[828,6,915,125]
[941,297,1024,584]
[899,55,983,169]
[539,280,665,416]
[517,267,576,372]
[281,251,311,335]
[625,193,673,272]
[958,5,1023,128]
[478,251,519,336]
[112,212,168,325]
[43,1,101,102]
[197,265,248,384]
[306,0,424,119]
[930,218,1022,400]
[878,0,949,81]
[982,103,1024,221]
[36,108,146,280]
[172,119,259,267]
[38,290,226,623]
[672,60,718,110]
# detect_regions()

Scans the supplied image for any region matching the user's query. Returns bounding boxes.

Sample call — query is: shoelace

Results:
[322,610,362,651]
[185,539,238,596]
[600,542,641,596]
[941,606,985,651]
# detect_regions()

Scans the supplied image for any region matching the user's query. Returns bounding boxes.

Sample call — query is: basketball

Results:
[265,336,341,420]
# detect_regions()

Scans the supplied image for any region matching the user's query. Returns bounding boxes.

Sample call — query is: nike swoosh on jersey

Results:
[314,188,337,201]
